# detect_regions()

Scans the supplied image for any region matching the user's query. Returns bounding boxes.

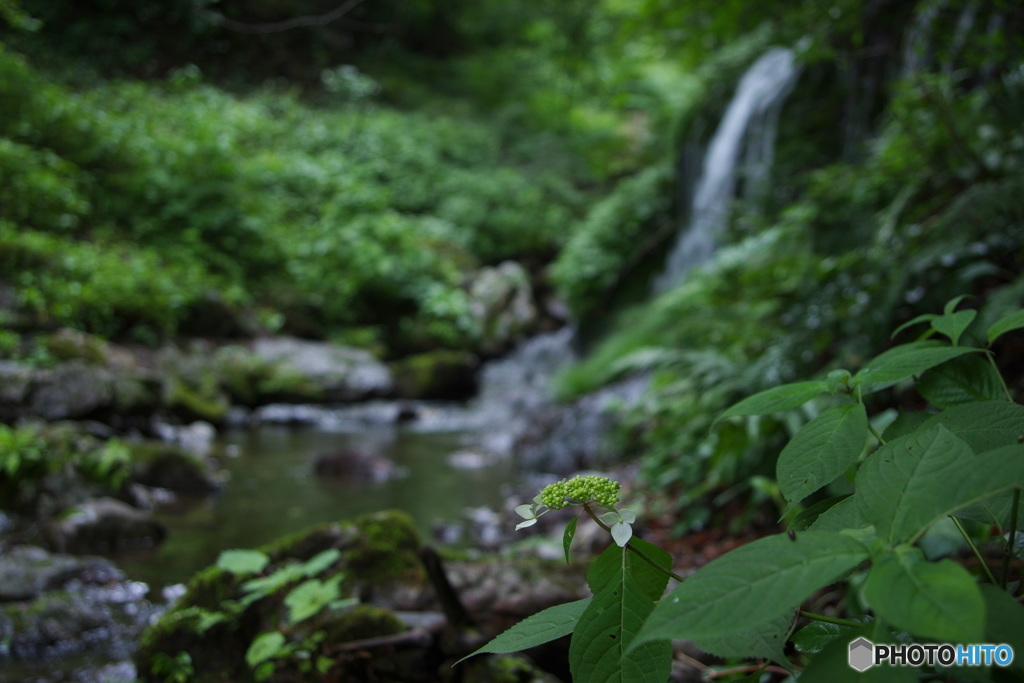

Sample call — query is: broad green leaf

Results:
[788,494,852,531]
[930,309,976,346]
[918,401,1024,452]
[808,496,871,532]
[798,623,918,683]
[791,619,857,655]
[284,576,341,624]
[948,444,1024,528]
[300,548,341,577]
[891,313,936,339]
[633,532,867,646]
[944,294,972,315]
[570,549,672,683]
[588,538,672,602]
[777,403,868,504]
[245,631,285,668]
[987,309,1024,344]
[853,341,981,392]
[563,514,578,564]
[456,598,591,664]
[693,612,791,664]
[916,355,1004,408]
[714,381,829,425]
[881,410,931,441]
[856,426,977,544]
[864,547,984,643]
[217,549,270,576]
[981,584,1024,675]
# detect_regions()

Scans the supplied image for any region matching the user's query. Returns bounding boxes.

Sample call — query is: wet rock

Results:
[313,448,405,483]
[43,498,167,554]
[130,441,223,495]
[151,420,217,455]
[251,337,394,401]
[0,360,33,410]
[29,362,116,420]
[0,545,159,679]
[468,261,539,355]
[391,349,480,400]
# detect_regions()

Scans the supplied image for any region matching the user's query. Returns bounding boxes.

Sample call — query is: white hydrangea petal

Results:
[515,518,538,530]
[619,509,637,524]
[598,511,620,526]
[515,504,536,519]
[611,521,632,547]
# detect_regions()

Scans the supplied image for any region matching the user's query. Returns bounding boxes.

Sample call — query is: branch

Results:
[197,0,381,35]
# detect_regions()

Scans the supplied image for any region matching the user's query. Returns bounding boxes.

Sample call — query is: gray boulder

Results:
[43,498,167,554]
[251,337,393,401]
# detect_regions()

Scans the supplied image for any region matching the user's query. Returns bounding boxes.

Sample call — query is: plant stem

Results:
[949,516,999,586]
[799,611,863,628]
[867,422,887,447]
[985,352,1014,402]
[583,504,686,583]
[1002,488,1020,590]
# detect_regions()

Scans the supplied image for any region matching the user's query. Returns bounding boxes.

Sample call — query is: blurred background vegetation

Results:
[2,0,1022,532]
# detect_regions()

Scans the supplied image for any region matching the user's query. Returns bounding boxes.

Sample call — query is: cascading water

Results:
[655,47,799,293]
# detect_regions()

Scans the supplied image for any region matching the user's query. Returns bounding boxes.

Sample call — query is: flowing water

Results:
[655,47,799,292]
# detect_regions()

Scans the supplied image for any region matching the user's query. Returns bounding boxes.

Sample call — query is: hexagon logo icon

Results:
[849,637,875,672]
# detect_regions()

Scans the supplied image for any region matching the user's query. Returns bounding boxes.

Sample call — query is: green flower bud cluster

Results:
[539,475,619,510]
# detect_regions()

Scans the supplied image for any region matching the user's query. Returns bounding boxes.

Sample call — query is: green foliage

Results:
[469,299,1024,680]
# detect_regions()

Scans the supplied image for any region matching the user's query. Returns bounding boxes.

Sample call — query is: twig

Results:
[197,0,379,35]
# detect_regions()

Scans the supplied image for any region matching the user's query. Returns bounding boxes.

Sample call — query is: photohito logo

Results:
[848,637,1015,670]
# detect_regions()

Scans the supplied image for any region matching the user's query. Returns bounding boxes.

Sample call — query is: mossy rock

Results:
[461,653,564,683]
[135,510,427,683]
[163,375,230,423]
[390,349,480,400]
[128,441,222,495]
[42,328,110,365]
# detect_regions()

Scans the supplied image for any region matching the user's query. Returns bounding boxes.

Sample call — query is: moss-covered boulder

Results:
[134,510,430,683]
[128,441,223,495]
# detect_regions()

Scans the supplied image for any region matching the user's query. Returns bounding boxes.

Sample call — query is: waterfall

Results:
[655,47,799,293]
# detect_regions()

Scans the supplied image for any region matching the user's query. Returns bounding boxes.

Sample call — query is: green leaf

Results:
[856,425,976,544]
[987,308,1024,344]
[633,532,867,646]
[777,403,868,504]
[569,548,672,683]
[714,381,829,425]
[891,313,936,339]
[563,515,578,564]
[693,612,791,664]
[853,342,981,392]
[284,576,341,624]
[798,622,918,683]
[300,548,341,577]
[217,549,270,576]
[456,598,591,664]
[864,547,984,643]
[981,584,1024,675]
[930,309,976,346]
[791,619,858,655]
[245,631,286,668]
[808,496,871,532]
[916,354,1004,408]
[943,294,972,315]
[918,401,1024,452]
[588,538,672,602]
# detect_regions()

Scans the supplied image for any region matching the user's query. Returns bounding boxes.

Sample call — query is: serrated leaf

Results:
[853,341,981,392]
[930,309,976,346]
[918,401,1024,452]
[987,309,1024,344]
[569,549,672,683]
[693,612,792,664]
[246,631,285,668]
[217,549,270,576]
[864,547,984,643]
[777,403,868,504]
[588,538,672,602]
[714,381,829,425]
[563,515,578,564]
[916,355,1004,408]
[456,598,591,664]
[633,532,867,646]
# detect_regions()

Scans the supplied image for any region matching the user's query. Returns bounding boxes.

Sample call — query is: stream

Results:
[115,419,517,591]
